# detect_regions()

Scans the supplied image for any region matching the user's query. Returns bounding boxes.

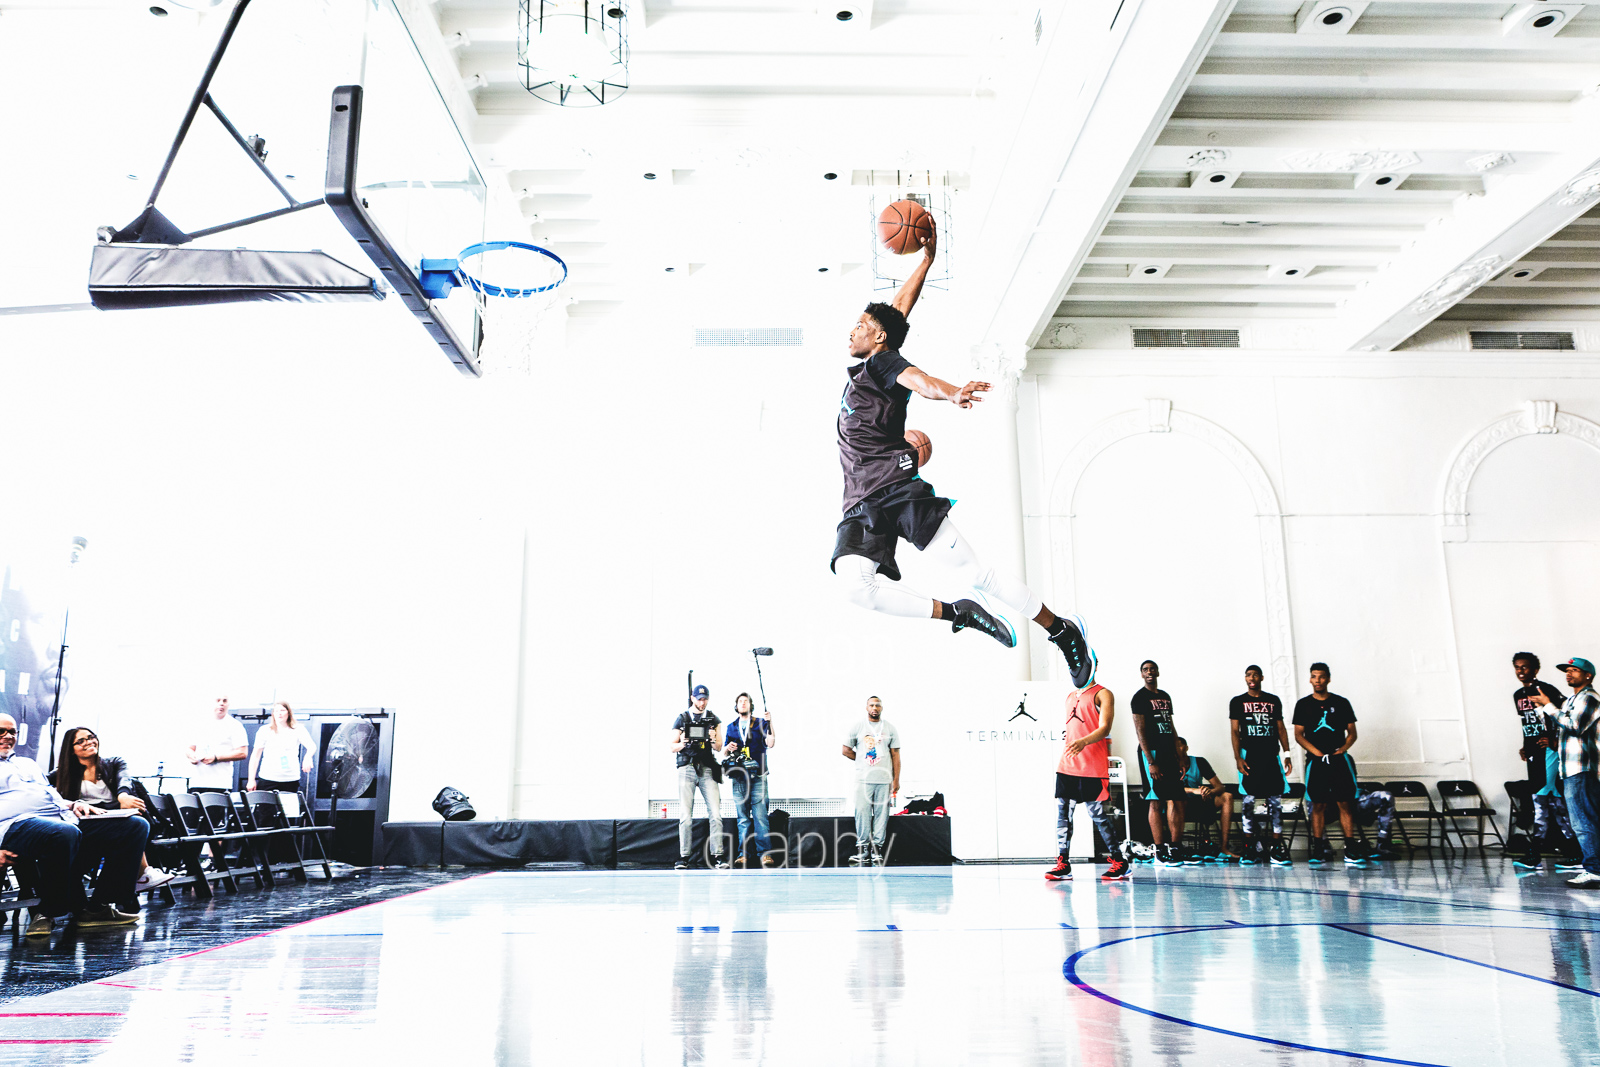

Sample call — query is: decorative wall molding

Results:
[1440,402,1600,541]
[970,342,1027,403]
[1465,152,1514,173]
[1040,406,1297,698]
[1185,148,1230,168]
[1281,149,1420,172]
[1557,168,1600,208]
[1411,255,1503,314]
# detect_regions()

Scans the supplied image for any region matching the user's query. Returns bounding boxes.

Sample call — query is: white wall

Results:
[1019,347,1600,823]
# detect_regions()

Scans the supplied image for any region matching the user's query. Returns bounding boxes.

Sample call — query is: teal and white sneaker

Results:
[950,599,1016,649]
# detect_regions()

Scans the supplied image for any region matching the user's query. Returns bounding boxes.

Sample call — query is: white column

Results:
[969,341,1033,680]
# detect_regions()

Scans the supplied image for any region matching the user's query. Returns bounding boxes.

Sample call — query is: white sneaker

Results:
[1564,871,1600,889]
[135,868,175,891]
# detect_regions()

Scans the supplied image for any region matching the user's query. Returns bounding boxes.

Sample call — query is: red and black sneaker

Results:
[1044,855,1072,881]
[1101,857,1131,881]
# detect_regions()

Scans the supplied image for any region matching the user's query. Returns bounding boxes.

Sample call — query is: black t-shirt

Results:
[1514,681,1563,746]
[1130,688,1177,752]
[837,349,918,510]
[672,711,721,768]
[1292,694,1356,755]
[1230,692,1284,744]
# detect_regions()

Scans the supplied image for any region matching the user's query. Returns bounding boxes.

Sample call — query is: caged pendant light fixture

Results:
[518,0,629,107]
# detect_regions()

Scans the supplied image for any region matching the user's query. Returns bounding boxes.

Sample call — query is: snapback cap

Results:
[1556,657,1596,675]
[692,684,710,698]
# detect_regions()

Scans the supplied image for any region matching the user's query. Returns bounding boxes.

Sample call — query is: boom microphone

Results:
[752,647,773,656]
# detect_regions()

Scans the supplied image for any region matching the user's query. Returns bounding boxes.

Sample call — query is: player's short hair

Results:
[1140,659,1158,672]
[1513,651,1540,670]
[1309,662,1330,676]
[863,302,909,350]
[1245,664,1262,674]
[1176,736,1188,746]
[868,695,880,702]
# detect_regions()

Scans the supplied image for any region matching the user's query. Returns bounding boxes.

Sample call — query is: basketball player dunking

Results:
[829,222,1096,686]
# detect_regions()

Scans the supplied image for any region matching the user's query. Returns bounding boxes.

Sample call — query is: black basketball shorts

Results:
[1305,754,1359,803]
[1139,748,1185,801]
[830,477,953,583]
[1055,773,1108,802]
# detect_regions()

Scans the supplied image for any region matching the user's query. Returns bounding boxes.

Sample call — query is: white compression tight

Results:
[835,517,1044,622]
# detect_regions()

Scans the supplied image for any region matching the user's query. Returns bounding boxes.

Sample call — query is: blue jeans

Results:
[2,815,151,918]
[1563,772,1600,875]
[730,770,770,861]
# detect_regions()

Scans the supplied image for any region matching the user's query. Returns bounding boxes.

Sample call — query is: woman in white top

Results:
[247,702,315,793]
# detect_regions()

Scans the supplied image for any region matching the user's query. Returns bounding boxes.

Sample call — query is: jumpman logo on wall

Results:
[1009,697,1036,722]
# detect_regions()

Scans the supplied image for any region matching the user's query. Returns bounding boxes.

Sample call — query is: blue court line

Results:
[1132,874,1600,924]
[1064,927,1449,1067]
[1328,924,1600,999]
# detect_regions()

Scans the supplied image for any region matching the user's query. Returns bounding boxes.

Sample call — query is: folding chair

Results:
[147,793,224,899]
[1281,783,1308,849]
[1504,780,1536,852]
[1384,781,1451,853]
[0,861,41,936]
[1436,780,1507,854]
[173,793,255,894]
[197,792,275,887]
[246,791,333,881]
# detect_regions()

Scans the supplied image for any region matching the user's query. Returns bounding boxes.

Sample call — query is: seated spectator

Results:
[1176,737,1236,856]
[0,714,148,937]
[1354,783,1399,860]
[247,702,315,794]
[51,727,173,892]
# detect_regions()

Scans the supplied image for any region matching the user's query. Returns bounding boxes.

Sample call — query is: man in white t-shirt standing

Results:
[842,696,900,867]
[184,697,248,792]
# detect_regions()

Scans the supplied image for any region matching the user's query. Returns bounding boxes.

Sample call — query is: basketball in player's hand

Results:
[905,429,932,468]
[878,199,934,255]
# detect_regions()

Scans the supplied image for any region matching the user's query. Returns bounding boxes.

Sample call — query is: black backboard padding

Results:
[89,243,382,310]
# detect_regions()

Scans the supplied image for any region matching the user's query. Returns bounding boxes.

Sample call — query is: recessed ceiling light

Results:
[150,5,168,14]
[664,266,675,272]
[1320,10,1344,25]
[823,172,838,181]
[643,172,657,180]
[836,10,853,20]
[818,267,829,272]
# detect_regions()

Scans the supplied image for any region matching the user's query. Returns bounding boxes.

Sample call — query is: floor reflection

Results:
[0,862,1596,1065]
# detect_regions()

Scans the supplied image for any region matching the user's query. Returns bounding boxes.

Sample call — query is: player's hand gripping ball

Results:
[904,429,932,468]
[877,199,935,256]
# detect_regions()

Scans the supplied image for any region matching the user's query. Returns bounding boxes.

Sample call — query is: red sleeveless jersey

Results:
[1058,684,1110,781]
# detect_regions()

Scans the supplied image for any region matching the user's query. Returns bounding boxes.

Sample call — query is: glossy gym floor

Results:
[0,860,1596,1065]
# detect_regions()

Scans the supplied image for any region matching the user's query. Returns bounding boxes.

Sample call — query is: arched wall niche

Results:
[1038,402,1298,701]
[1440,400,1600,541]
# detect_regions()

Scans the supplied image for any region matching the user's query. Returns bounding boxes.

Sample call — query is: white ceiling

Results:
[7,0,1600,349]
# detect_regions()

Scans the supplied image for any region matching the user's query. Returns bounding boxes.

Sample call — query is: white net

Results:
[458,243,568,378]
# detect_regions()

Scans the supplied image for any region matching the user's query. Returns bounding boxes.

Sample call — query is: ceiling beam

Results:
[967,0,1237,349]
[1326,106,1600,351]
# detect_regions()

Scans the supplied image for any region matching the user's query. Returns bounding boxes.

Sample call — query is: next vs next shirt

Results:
[1292,693,1356,755]
[1514,681,1564,746]
[1130,688,1176,751]
[1229,692,1285,744]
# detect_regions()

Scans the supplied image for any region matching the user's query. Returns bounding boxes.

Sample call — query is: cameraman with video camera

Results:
[671,684,729,870]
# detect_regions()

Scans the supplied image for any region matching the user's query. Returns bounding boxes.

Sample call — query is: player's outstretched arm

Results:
[891,228,937,318]
[896,366,989,409]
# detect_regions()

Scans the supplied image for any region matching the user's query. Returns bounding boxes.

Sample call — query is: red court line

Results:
[0,1039,107,1044]
[0,1012,121,1017]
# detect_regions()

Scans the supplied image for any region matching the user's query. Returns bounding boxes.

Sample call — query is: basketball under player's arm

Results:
[1065,690,1115,757]
[890,228,937,318]
[1231,719,1248,776]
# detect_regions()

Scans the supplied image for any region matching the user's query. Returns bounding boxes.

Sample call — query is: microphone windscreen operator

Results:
[752,647,773,656]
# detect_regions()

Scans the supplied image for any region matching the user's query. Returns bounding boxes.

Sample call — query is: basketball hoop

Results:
[419,241,568,377]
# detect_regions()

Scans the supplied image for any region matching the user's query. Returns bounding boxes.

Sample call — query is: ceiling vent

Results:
[1191,169,1239,190]
[821,2,871,28]
[1502,4,1582,37]
[1355,172,1404,191]
[1268,264,1313,279]
[694,327,804,347]
[1131,262,1172,279]
[1296,2,1368,33]
[1499,265,1546,282]
[1133,328,1241,349]
[1469,331,1575,351]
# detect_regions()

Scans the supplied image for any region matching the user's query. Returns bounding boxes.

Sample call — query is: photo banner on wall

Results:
[0,561,65,762]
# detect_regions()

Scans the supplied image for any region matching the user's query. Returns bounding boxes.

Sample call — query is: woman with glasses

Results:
[51,727,173,891]
[247,702,315,794]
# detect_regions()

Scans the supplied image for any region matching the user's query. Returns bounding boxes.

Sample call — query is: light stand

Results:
[45,537,87,774]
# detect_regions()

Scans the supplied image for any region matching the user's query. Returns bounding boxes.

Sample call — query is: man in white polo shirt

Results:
[184,696,248,791]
